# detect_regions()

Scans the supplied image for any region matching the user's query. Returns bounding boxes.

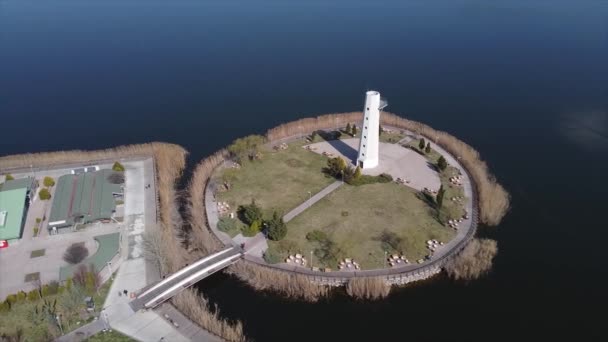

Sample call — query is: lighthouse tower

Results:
[356,90,387,169]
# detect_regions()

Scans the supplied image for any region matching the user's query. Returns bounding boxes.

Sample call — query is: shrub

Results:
[16,291,27,302]
[266,211,287,241]
[112,161,125,172]
[4,174,14,181]
[418,138,426,150]
[0,301,10,312]
[242,220,261,237]
[306,230,328,242]
[38,188,51,200]
[41,285,50,297]
[33,227,39,237]
[237,200,263,226]
[353,166,362,179]
[63,243,89,264]
[65,277,73,292]
[425,142,431,154]
[57,286,66,294]
[347,173,392,186]
[437,156,448,171]
[228,135,266,162]
[217,217,240,235]
[5,294,17,305]
[43,176,55,187]
[35,217,41,224]
[27,290,38,302]
[324,157,348,178]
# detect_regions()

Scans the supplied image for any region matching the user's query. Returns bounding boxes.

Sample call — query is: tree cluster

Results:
[228,135,266,162]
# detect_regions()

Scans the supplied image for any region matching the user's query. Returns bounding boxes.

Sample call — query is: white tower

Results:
[356,90,387,169]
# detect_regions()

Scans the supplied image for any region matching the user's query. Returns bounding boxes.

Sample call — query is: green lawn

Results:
[0,274,116,341]
[84,330,135,341]
[267,182,455,269]
[216,142,334,218]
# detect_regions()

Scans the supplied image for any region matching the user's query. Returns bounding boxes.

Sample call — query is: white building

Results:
[356,90,387,169]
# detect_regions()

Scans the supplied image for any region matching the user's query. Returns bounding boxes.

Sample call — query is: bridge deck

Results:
[130,247,242,311]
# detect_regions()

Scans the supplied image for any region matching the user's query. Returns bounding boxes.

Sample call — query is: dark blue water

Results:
[2,1,607,341]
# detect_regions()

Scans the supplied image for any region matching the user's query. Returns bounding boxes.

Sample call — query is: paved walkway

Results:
[282,181,343,222]
[55,318,106,342]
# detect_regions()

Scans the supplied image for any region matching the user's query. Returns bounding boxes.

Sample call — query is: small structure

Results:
[0,177,36,242]
[48,169,123,233]
[356,90,387,169]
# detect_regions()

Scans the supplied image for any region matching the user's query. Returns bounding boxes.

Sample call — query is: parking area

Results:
[0,160,146,299]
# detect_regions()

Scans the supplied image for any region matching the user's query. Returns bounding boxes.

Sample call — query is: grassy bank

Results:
[346,277,391,300]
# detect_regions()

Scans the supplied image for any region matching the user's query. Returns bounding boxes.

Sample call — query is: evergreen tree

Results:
[419,138,426,150]
[425,142,431,154]
[352,125,358,136]
[345,123,351,135]
[266,211,287,241]
[437,156,448,171]
[238,200,263,225]
[436,185,445,209]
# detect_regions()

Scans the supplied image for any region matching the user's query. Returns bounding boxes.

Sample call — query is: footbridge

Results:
[130,247,242,311]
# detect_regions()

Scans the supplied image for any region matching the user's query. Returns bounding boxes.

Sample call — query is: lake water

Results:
[1,1,607,340]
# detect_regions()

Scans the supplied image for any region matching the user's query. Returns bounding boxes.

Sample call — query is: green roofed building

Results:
[48,169,123,232]
[0,188,28,242]
[0,176,38,203]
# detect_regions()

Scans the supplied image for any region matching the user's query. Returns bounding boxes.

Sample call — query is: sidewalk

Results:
[283,181,343,222]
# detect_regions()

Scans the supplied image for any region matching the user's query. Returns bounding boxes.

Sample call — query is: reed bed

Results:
[265,112,510,226]
[172,289,246,342]
[445,238,498,280]
[227,261,328,302]
[346,277,391,300]
[186,149,229,256]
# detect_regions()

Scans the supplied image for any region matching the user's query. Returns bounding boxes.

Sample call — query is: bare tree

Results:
[142,224,169,276]
[63,243,89,264]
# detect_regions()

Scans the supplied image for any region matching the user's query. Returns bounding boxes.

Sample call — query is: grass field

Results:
[267,182,455,269]
[215,142,334,217]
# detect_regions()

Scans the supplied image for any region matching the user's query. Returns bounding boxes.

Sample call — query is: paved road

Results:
[283,181,343,222]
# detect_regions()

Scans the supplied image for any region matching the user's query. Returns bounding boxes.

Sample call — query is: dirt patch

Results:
[285,158,305,168]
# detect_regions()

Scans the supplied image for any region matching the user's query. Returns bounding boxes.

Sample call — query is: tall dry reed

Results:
[227,261,328,302]
[445,238,498,280]
[346,277,391,300]
[185,149,229,256]
[172,289,246,342]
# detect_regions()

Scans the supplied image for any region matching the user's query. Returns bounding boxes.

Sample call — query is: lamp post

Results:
[310,250,313,270]
[384,250,388,269]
